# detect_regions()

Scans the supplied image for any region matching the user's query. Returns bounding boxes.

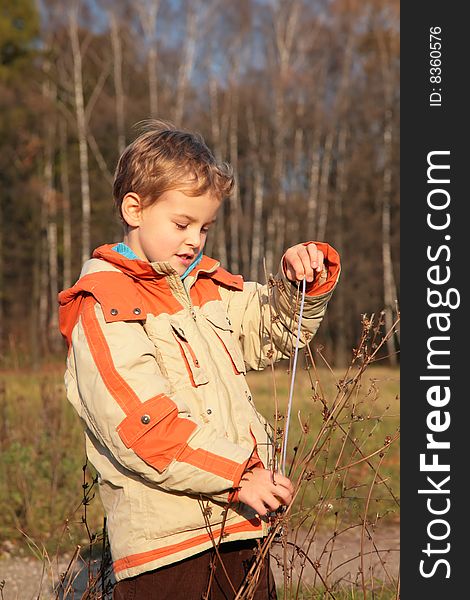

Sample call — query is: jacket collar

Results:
[91,244,243,290]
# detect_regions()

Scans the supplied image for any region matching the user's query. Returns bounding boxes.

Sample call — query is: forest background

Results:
[0,0,399,370]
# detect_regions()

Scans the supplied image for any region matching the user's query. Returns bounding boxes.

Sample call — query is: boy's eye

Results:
[175,223,188,230]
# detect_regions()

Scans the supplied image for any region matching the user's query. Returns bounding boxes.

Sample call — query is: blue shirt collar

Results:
[112,243,203,280]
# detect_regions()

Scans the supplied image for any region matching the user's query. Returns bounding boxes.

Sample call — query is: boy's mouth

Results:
[176,253,195,265]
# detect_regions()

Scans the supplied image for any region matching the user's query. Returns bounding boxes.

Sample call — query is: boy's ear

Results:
[121,193,144,227]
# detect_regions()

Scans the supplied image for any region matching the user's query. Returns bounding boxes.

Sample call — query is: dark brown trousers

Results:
[113,539,277,600]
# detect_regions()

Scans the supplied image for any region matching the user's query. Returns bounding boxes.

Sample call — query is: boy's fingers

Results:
[306,244,324,272]
[271,474,294,505]
[262,494,282,512]
[286,246,314,282]
[270,485,293,506]
[272,472,294,492]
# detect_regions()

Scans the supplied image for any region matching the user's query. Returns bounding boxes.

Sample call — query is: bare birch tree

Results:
[247,104,265,281]
[68,2,91,265]
[173,1,197,126]
[377,19,399,364]
[109,11,127,155]
[135,0,161,118]
[206,72,228,266]
[59,117,72,291]
[265,0,302,271]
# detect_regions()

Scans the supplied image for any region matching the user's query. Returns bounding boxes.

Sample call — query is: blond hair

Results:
[113,120,234,221]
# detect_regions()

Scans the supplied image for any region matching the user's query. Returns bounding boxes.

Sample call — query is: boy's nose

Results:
[186,231,200,248]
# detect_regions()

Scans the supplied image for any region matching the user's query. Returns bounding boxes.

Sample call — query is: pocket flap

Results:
[203,309,234,332]
[169,318,189,341]
[117,394,176,448]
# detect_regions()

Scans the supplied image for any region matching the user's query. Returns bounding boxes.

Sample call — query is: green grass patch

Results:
[0,369,104,554]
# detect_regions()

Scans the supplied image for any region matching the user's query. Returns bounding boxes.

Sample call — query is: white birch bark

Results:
[266,0,301,270]
[0,200,3,358]
[135,0,161,118]
[109,12,126,155]
[316,129,334,241]
[377,29,399,364]
[174,3,197,125]
[59,118,72,291]
[228,89,240,273]
[68,4,91,265]
[247,105,264,282]
[333,126,349,366]
[207,75,227,266]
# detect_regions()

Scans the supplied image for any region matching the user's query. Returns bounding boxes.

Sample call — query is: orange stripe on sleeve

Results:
[177,445,247,485]
[81,297,141,416]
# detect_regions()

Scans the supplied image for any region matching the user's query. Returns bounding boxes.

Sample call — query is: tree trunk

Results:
[269,0,301,265]
[206,75,228,266]
[59,118,72,291]
[69,6,91,265]
[174,3,197,125]
[381,107,398,364]
[39,176,49,357]
[307,135,321,241]
[247,105,264,282]
[0,200,3,360]
[316,129,334,242]
[333,126,349,367]
[228,88,240,273]
[47,185,59,352]
[377,28,399,364]
[136,0,161,118]
[110,12,126,155]
[287,98,305,246]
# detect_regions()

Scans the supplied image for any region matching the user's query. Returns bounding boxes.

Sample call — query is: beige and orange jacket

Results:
[58,242,340,581]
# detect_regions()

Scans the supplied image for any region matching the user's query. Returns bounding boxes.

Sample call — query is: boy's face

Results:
[123,189,220,275]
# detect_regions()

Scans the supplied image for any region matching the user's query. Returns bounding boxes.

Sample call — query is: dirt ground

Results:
[0,524,399,599]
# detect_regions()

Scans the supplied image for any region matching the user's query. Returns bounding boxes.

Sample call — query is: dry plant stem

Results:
[327,545,399,585]
[293,317,400,594]
[236,314,401,598]
[301,319,400,503]
[55,544,81,599]
[396,573,401,600]
[263,258,280,475]
[233,529,277,600]
[294,438,343,590]
[282,541,337,600]
[359,452,387,598]
[363,523,395,586]
[281,280,306,477]
[323,512,340,588]
[323,433,399,477]
[199,498,237,598]
[296,415,353,587]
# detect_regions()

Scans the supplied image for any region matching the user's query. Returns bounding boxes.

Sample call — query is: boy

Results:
[58,122,340,599]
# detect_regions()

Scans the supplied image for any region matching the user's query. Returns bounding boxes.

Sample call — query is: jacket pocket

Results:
[117,394,197,472]
[203,308,246,375]
[169,321,209,387]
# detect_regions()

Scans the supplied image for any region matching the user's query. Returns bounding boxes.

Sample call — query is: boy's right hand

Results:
[237,468,294,516]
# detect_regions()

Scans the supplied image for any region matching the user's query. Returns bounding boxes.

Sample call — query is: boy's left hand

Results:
[283,243,325,283]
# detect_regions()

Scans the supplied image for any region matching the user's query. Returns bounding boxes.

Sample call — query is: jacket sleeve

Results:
[66,296,258,499]
[221,242,340,371]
